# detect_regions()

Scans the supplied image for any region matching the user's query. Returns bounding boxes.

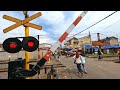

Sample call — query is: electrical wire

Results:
[103,18,120,30]
[69,11,118,38]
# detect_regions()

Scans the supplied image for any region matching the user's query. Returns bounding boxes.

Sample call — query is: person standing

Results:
[80,51,87,74]
[57,49,61,61]
[98,49,102,60]
[73,51,83,75]
[54,50,58,58]
[117,49,120,61]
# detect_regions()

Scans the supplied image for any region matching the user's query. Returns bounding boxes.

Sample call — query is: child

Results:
[80,52,87,74]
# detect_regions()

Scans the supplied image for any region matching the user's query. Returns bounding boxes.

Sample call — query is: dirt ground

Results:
[0,56,120,79]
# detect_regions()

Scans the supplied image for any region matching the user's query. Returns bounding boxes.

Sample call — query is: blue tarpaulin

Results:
[85,45,92,49]
[101,46,120,49]
[93,47,98,51]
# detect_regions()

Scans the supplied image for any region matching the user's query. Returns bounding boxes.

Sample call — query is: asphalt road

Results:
[60,56,120,79]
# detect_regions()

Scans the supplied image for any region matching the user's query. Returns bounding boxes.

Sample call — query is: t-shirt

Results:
[81,56,85,64]
[73,55,81,64]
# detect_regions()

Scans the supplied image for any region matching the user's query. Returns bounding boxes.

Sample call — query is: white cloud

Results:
[1,11,120,44]
[39,38,47,44]
[41,11,64,24]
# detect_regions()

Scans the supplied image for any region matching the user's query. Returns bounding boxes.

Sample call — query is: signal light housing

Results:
[22,36,39,52]
[2,36,39,53]
[3,38,22,53]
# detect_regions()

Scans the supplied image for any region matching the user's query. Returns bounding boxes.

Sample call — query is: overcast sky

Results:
[0,11,120,45]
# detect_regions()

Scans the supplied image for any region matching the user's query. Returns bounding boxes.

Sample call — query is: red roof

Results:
[92,41,108,46]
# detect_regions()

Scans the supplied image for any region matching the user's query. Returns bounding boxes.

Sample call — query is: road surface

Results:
[60,56,120,79]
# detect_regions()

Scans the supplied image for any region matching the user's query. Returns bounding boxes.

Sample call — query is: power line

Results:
[103,18,120,30]
[93,19,120,37]
[69,11,118,38]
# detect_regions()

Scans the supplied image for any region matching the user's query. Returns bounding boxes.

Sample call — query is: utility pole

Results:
[97,33,102,53]
[89,31,92,46]
[81,41,85,54]
[97,33,101,49]
[89,31,92,54]
[116,34,119,45]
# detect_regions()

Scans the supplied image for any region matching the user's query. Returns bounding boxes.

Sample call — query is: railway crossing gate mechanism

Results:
[2,11,88,79]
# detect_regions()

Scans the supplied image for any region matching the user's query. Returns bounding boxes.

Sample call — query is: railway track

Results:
[0,68,8,72]
[0,63,66,72]
[0,62,73,79]
[0,58,73,79]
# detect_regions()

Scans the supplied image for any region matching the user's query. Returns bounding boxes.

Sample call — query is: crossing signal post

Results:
[3,36,39,79]
[2,11,42,79]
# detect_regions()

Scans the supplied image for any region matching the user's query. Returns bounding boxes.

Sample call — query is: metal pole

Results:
[50,65,54,79]
[81,41,85,54]
[38,35,40,60]
[17,52,19,59]
[89,31,92,46]
[89,31,92,54]
[23,11,30,78]
[37,70,40,79]
[8,56,11,62]
[25,26,30,69]
[44,67,47,79]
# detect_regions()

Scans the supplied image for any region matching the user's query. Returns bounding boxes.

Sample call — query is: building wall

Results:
[109,38,118,46]
[0,50,47,61]
[67,38,79,48]
[0,48,2,51]
[0,44,3,51]
[66,35,91,48]
[119,42,120,46]
[39,43,52,48]
[78,35,91,46]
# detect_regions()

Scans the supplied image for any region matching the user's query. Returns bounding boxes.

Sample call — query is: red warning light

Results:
[9,43,17,49]
[22,36,39,52]
[28,41,34,47]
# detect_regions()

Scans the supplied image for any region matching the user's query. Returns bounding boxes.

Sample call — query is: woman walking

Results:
[73,51,83,76]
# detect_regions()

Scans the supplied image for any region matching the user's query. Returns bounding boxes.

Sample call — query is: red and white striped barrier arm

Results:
[43,11,88,60]
[16,11,88,77]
